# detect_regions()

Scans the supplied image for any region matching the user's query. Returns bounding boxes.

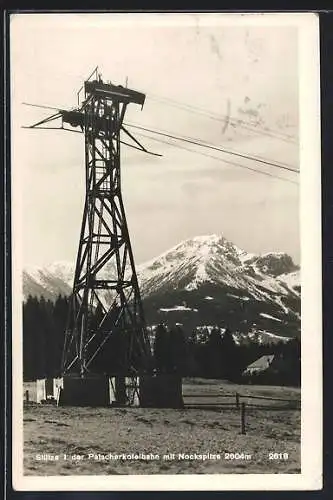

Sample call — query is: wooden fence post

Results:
[235,392,239,409]
[25,390,29,403]
[241,402,246,434]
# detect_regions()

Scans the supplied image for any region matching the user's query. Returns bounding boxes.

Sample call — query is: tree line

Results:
[23,295,300,386]
[153,323,300,386]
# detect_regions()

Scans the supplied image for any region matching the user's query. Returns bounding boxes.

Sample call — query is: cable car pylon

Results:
[24,69,163,406]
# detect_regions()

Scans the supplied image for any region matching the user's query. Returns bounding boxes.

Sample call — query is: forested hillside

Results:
[23,295,300,386]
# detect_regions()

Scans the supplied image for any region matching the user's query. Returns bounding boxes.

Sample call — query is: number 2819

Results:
[268,452,289,460]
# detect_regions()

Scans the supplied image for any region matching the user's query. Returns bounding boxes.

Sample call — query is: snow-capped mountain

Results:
[23,262,74,302]
[137,235,300,339]
[138,235,299,296]
[23,234,301,340]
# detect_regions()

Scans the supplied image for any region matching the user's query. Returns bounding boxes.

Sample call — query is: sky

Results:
[11,13,301,268]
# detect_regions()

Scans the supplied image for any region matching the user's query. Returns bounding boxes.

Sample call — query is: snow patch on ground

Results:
[185,282,198,291]
[159,305,198,313]
[257,330,291,342]
[227,293,250,301]
[260,312,282,322]
[238,251,256,264]
[277,270,300,292]
[275,296,290,314]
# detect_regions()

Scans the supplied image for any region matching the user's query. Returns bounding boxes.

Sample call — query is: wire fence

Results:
[183,391,300,407]
[182,390,300,434]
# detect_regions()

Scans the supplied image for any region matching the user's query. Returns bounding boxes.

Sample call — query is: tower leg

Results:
[114,376,127,406]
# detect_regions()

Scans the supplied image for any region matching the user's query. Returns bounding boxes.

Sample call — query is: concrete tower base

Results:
[139,374,184,408]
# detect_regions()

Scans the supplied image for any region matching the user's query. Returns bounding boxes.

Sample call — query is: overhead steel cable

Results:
[125,122,299,174]
[22,98,298,144]
[134,131,298,185]
[126,122,297,171]
[147,93,297,144]
[22,102,299,175]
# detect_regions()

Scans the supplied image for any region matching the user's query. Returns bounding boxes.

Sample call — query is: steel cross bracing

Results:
[59,79,151,378]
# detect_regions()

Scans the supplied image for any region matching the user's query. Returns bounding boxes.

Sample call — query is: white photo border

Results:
[10,11,322,491]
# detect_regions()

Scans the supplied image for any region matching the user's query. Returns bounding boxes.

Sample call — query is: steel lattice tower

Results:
[58,77,151,379]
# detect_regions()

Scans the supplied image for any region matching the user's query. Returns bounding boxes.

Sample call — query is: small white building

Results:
[243,355,275,375]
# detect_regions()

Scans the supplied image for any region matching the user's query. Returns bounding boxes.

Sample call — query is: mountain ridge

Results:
[23,234,301,340]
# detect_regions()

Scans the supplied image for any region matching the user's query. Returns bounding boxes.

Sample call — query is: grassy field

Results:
[23,378,301,475]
